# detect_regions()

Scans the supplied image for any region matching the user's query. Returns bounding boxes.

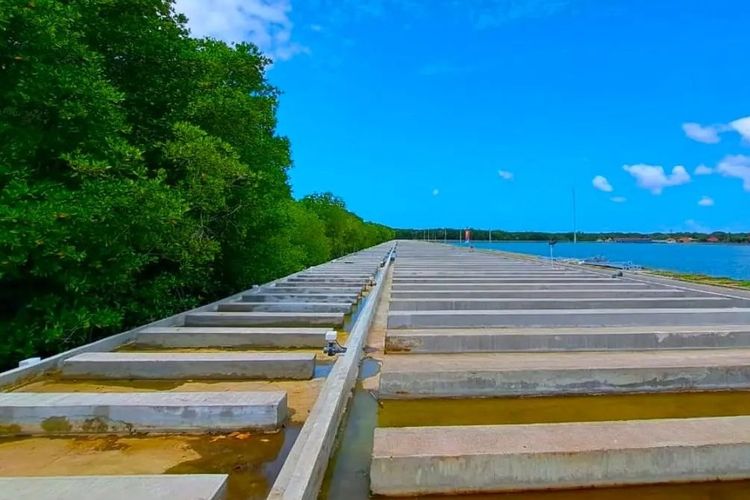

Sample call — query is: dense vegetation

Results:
[396,229,750,243]
[0,0,393,370]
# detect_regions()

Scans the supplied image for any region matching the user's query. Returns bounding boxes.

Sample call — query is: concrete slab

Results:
[241,293,358,303]
[390,283,651,291]
[390,289,697,299]
[0,391,287,434]
[184,311,344,327]
[387,308,750,329]
[385,326,750,353]
[388,297,735,311]
[379,349,750,397]
[135,327,329,348]
[370,417,750,496]
[266,286,362,295]
[61,352,315,380]
[392,277,612,283]
[0,475,228,500]
[217,302,352,313]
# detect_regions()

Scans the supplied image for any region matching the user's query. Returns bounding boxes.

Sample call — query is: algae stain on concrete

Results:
[41,416,72,433]
[378,391,750,428]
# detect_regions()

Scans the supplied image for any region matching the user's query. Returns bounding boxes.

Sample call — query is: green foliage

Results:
[0,0,393,370]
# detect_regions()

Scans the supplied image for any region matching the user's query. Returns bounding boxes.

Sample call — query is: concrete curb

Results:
[267,244,396,500]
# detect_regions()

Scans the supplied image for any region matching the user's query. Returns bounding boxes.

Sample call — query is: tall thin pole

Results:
[489,229,492,243]
[444,228,447,243]
[572,187,577,245]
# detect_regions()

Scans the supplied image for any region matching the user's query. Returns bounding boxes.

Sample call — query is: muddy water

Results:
[378,391,750,427]
[0,426,300,500]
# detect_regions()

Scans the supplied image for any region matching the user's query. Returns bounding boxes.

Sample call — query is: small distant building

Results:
[679,237,694,243]
[707,236,720,243]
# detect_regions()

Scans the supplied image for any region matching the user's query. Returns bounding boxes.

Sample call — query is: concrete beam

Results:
[385,326,750,353]
[390,283,651,291]
[241,293,358,303]
[388,297,735,311]
[390,289,695,299]
[371,417,750,496]
[0,391,287,434]
[61,352,315,380]
[135,327,329,348]
[217,302,352,313]
[184,311,344,327]
[387,308,750,329]
[379,350,750,398]
[0,475,229,500]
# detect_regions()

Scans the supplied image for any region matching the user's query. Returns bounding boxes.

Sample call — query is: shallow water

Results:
[462,241,750,280]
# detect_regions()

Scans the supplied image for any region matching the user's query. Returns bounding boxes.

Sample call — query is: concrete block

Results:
[61,352,315,380]
[385,326,750,353]
[241,293,358,303]
[388,297,734,311]
[0,391,287,434]
[371,417,750,496]
[390,283,651,291]
[217,302,352,313]
[387,308,750,329]
[379,349,750,398]
[184,311,344,327]
[389,289,693,299]
[0,475,228,500]
[135,327,329,348]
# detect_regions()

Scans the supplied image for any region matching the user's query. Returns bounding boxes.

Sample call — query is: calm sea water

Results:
[459,241,750,280]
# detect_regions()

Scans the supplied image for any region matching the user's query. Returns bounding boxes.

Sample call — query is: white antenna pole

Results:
[573,187,577,245]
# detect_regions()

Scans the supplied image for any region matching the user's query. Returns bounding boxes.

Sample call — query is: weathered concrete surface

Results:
[217,302,352,313]
[184,311,344,327]
[379,349,750,397]
[390,289,692,299]
[388,296,735,311]
[0,475,229,500]
[370,417,750,496]
[264,286,363,295]
[390,282,653,291]
[386,326,750,353]
[61,352,315,380]
[241,293,358,303]
[135,327,329,348]
[0,391,287,434]
[387,308,750,329]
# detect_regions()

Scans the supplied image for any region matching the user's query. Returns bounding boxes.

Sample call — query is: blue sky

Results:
[175,0,750,233]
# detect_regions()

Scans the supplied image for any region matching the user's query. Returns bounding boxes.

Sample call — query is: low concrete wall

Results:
[371,417,750,496]
[0,475,229,500]
[0,391,287,434]
[267,244,396,500]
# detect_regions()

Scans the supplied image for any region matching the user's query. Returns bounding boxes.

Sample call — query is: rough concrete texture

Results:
[0,391,287,434]
[241,293,358,303]
[217,302,353,313]
[386,326,750,353]
[371,417,750,496]
[184,311,345,327]
[135,326,330,348]
[61,352,316,380]
[390,289,693,298]
[379,349,750,397]
[0,475,229,500]
[388,296,735,310]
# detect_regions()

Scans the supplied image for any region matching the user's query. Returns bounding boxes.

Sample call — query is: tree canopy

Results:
[0,0,393,369]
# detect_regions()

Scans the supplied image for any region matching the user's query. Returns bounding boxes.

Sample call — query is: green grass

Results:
[651,270,750,289]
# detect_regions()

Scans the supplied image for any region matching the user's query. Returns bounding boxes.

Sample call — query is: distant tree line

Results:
[0,1,393,369]
[395,229,750,243]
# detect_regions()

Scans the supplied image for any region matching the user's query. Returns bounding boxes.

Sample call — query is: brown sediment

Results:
[376,480,750,500]
[0,427,300,500]
[378,391,750,428]
[13,378,323,424]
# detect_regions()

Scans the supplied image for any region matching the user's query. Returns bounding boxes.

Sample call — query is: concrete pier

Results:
[61,352,316,380]
[0,391,287,434]
[371,417,750,496]
[372,241,750,494]
[217,301,352,313]
[0,475,229,500]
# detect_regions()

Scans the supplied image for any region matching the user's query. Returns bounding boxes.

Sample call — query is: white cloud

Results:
[694,164,714,175]
[623,164,691,194]
[730,117,750,143]
[682,122,723,144]
[698,196,715,207]
[684,219,711,233]
[610,196,627,203]
[592,175,613,192]
[174,0,307,61]
[497,170,514,180]
[716,154,750,191]
[432,188,440,196]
